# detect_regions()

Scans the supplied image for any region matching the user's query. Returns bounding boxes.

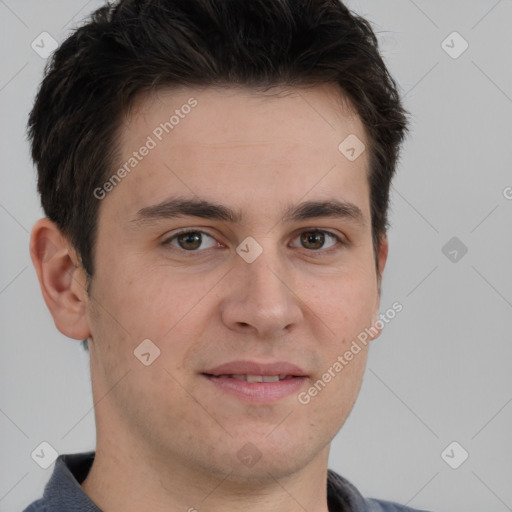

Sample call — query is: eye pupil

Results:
[178,232,202,250]
[301,231,325,249]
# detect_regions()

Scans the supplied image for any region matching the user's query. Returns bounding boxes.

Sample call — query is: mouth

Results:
[203,374,298,382]
[201,361,308,403]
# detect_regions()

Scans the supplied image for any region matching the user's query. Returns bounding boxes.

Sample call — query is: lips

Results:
[202,360,307,378]
[201,360,308,403]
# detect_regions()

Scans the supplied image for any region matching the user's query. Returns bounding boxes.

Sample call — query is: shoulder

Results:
[365,497,434,512]
[22,500,49,512]
[327,469,434,512]
[22,451,98,512]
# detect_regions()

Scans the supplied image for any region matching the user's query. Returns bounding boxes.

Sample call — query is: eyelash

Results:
[162,228,346,257]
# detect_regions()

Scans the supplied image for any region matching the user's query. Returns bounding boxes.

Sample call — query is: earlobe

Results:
[30,218,91,341]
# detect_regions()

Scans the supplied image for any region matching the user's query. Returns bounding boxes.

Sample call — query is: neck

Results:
[81,430,331,512]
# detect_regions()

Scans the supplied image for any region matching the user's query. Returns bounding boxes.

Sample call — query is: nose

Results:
[220,246,304,339]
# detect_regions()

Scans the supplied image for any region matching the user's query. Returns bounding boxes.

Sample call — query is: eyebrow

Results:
[132,196,366,227]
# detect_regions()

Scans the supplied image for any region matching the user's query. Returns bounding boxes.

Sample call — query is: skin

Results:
[31,84,387,512]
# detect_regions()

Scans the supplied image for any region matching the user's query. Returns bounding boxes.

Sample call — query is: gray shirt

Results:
[23,452,433,512]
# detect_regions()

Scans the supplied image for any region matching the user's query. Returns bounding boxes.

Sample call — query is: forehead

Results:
[125,84,364,146]
[106,85,371,224]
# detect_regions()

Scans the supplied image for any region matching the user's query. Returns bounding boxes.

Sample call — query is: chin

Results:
[206,433,326,484]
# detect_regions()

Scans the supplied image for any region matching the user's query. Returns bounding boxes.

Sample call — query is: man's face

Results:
[85,85,385,481]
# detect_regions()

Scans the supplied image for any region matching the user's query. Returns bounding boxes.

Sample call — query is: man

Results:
[25,0,430,511]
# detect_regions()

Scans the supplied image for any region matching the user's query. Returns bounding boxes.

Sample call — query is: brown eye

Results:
[295,230,340,251]
[164,230,217,251]
[177,232,202,250]
[300,231,326,250]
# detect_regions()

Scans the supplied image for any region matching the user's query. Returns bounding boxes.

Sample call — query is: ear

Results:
[369,234,389,340]
[376,234,388,293]
[30,218,91,340]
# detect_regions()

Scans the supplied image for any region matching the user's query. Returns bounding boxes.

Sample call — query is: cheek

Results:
[304,265,378,334]
[296,345,368,445]
[302,265,377,402]
[91,264,200,338]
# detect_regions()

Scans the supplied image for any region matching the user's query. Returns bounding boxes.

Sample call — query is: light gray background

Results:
[1,1,511,511]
